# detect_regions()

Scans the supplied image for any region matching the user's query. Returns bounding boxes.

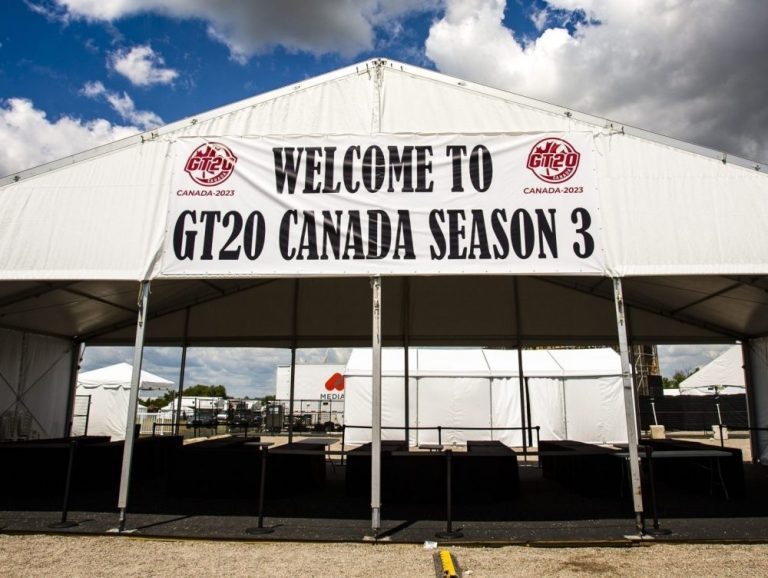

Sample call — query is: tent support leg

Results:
[288,280,299,444]
[65,342,84,437]
[613,277,645,534]
[370,276,382,538]
[514,278,527,455]
[403,278,410,446]
[742,341,760,464]
[116,281,150,533]
[174,308,190,436]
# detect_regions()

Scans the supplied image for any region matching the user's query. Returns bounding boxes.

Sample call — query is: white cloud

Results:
[108,45,178,86]
[0,97,139,176]
[425,0,768,162]
[657,344,732,378]
[81,81,163,130]
[55,0,434,61]
[81,80,106,97]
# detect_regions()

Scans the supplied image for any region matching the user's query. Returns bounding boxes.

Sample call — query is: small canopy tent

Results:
[74,362,172,440]
[344,347,626,446]
[679,345,746,396]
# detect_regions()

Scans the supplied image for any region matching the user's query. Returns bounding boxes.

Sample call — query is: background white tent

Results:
[679,345,746,396]
[275,363,346,423]
[74,362,172,440]
[157,396,225,421]
[344,347,626,447]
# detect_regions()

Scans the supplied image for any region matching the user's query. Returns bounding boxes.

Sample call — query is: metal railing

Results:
[341,424,541,464]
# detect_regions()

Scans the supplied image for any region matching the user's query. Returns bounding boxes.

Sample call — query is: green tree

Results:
[182,384,228,398]
[662,368,696,389]
[142,384,228,412]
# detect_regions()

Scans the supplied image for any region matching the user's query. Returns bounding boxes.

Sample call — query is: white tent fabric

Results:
[1,59,767,281]
[679,345,746,395]
[275,364,346,399]
[749,338,768,462]
[75,363,172,440]
[0,57,764,460]
[274,363,349,426]
[77,362,173,390]
[0,327,73,441]
[344,347,626,446]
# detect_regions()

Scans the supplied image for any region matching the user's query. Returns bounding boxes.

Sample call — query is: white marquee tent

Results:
[275,363,347,421]
[679,345,746,396]
[344,347,626,447]
[275,363,347,402]
[1,58,767,533]
[74,362,173,440]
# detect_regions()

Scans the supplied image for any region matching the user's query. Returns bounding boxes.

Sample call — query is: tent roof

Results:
[77,362,173,390]
[0,59,766,347]
[345,347,621,378]
[679,345,746,393]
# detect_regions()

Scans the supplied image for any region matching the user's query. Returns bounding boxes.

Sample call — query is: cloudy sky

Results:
[4,0,759,394]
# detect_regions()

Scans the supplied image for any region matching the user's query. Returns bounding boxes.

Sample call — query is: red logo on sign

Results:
[325,373,345,392]
[526,138,580,184]
[184,142,238,186]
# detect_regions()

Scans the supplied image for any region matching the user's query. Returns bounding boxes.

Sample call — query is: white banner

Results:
[161,134,604,276]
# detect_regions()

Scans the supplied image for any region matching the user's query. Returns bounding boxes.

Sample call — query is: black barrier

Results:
[48,439,79,529]
[642,445,672,536]
[716,424,768,461]
[435,449,463,540]
[245,442,274,535]
[639,394,748,431]
[342,424,540,459]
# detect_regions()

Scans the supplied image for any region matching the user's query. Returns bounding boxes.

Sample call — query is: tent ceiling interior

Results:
[0,275,765,347]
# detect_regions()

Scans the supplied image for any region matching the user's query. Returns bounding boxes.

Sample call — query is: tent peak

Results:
[3,57,766,187]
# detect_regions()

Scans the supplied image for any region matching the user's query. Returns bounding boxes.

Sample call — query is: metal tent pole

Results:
[403,278,410,446]
[514,278,527,455]
[288,279,299,444]
[742,341,760,464]
[65,342,84,437]
[116,281,151,533]
[370,276,383,537]
[612,277,645,534]
[174,307,190,436]
[524,376,533,446]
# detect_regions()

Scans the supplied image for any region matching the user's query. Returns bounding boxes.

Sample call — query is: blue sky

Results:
[4,0,764,395]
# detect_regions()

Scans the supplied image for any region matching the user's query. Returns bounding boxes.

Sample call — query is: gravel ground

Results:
[2,535,768,577]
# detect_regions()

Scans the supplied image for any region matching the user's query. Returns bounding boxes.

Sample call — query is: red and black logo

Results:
[184,142,238,186]
[526,138,580,184]
[325,372,345,392]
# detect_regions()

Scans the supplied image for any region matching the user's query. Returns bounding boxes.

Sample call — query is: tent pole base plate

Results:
[48,521,79,529]
[644,527,673,536]
[245,527,274,535]
[435,530,464,540]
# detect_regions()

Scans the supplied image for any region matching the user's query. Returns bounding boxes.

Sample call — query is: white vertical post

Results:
[741,341,760,464]
[288,279,299,443]
[371,276,382,536]
[65,342,85,437]
[174,307,190,436]
[403,278,410,445]
[117,280,150,532]
[612,277,645,533]
[514,278,527,451]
